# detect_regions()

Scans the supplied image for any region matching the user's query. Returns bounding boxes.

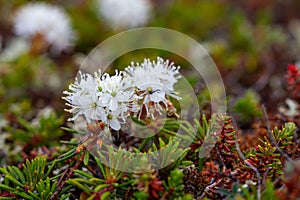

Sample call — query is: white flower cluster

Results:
[63,57,181,131]
[97,0,152,30]
[13,2,75,53]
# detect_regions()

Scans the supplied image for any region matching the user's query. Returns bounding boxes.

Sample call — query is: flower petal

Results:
[109,119,121,130]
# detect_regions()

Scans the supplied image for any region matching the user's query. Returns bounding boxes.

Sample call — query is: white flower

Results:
[97,0,152,30]
[106,109,124,131]
[0,38,30,62]
[98,71,131,130]
[13,2,75,53]
[63,71,130,131]
[152,57,181,92]
[63,57,182,130]
[99,71,131,112]
[125,57,181,117]
[63,71,106,123]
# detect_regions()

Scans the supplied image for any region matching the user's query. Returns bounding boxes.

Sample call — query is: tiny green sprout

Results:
[141,174,150,181]
[233,90,262,127]
[98,86,102,92]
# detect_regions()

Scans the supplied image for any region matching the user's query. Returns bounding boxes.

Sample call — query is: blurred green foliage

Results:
[6,110,64,149]
[0,156,67,200]
[233,90,262,127]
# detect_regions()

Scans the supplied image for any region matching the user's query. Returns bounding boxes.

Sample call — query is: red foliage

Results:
[137,173,163,199]
[286,64,300,100]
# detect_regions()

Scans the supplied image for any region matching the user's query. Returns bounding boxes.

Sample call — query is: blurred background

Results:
[0,0,300,164]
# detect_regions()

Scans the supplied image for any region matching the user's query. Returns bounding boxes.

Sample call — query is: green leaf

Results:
[51,181,58,193]
[13,191,34,200]
[95,184,110,192]
[46,177,51,193]
[59,193,71,200]
[100,191,111,200]
[11,166,25,184]
[7,167,18,180]
[133,191,149,200]
[0,167,9,175]
[59,140,79,145]
[0,197,16,200]
[262,180,278,200]
[0,183,15,192]
[86,194,97,200]
[51,148,77,163]
[90,178,106,184]
[59,185,72,196]
[67,179,91,194]
[45,160,56,178]
[5,175,23,187]
[74,169,93,179]
[36,180,44,194]
[61,127,86,135]
[84,151,90,166]
[94,157,106,178]
[72,178,96,186]
[27,190,40,199]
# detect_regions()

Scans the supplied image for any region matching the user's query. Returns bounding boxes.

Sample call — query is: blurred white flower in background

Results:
[0,38,29,62]
[13,2,76,53]
[97,0,152,30]
[279,98,300,118]
[0,115,9,165]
